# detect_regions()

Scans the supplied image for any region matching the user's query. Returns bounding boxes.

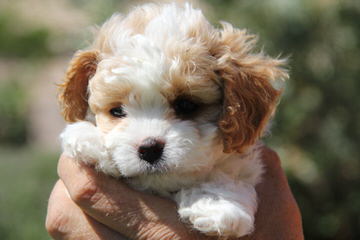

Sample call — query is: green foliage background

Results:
[0,0,359,239]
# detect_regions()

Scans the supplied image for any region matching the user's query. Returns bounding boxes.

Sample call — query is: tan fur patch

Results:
[58,50,99,122]
[214,23,288,153]
[95,111,129,134]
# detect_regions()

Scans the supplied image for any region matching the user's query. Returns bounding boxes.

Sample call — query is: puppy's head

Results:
[59,3,287,179]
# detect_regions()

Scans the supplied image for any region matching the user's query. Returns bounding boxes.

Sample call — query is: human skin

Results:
[46,147,304,240]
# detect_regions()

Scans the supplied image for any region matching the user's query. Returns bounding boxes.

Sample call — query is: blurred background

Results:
[0,0,359,239]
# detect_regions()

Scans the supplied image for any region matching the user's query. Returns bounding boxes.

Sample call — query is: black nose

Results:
[138,138,165,164]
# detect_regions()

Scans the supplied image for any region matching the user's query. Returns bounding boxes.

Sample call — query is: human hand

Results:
[46,147,303,240]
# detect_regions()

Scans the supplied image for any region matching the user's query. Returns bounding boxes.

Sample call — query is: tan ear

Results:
[214,23,288,153]
[58,50,99,122]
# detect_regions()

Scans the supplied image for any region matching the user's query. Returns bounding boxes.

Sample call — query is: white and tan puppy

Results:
[59,3,287,238]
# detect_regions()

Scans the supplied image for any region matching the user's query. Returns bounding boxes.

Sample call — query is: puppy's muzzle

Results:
[138,138,165,164]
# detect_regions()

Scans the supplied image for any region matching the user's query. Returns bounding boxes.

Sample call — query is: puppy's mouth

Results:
[145,159,170,173]
[120,157,171,179]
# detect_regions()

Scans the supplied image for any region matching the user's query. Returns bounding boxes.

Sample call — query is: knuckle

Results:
[70,178,100,206]
[57,154,71,177]
[45,208,68,239]
[266,148,281,166]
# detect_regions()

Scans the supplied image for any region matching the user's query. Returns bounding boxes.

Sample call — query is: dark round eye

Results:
[109,106,126,118]
[173,97,199,117]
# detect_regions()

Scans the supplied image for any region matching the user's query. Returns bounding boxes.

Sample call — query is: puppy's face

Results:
[87,43,222,177]
[59,4,287,180]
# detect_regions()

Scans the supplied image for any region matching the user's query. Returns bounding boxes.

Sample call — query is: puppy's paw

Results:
[178,198,254,237]
[60,121,108,165]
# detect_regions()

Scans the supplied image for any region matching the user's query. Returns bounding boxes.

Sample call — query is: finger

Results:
[57,154,209,240]
[247,147,304,240]
[46,179,128,240]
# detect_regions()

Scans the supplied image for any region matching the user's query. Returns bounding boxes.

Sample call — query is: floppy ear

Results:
[214,23,288,153]
[58,50,99,122]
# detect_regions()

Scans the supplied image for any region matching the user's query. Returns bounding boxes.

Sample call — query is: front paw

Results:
[60,121,108,165]
[178,199,254,238]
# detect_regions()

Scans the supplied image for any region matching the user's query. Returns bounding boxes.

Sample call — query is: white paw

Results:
[178,199,254,237]
[60,122,108,165]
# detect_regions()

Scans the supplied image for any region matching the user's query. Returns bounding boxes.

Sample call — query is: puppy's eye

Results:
[109,106,126,118]
[173,97,199,117]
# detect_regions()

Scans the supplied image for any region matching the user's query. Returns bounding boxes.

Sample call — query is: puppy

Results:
[59,3,287,238]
